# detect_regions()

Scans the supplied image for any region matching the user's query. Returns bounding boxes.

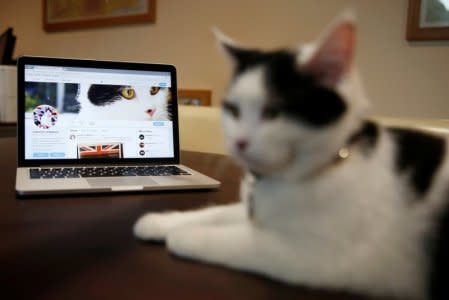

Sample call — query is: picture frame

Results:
[406,0,449,41]
[178,89,212,106]
[43,0,156,32]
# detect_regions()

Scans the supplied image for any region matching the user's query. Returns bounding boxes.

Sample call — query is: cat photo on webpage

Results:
[76,84,170,121]
[134,13,449,300]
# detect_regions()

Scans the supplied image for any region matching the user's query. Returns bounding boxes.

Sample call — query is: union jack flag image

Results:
[77,143,123,159]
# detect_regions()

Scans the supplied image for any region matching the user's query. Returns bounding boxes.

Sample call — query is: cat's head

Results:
[77,84,170,121]
[217,14,369,176]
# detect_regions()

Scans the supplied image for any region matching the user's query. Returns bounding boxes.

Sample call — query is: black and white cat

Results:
[133,14,449,300]
[77,84,170,120]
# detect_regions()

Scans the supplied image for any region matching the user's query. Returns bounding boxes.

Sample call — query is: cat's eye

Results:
[150,87,160,95]
[121,87,135,100]
[261,106,280,120]
[222,101,240,119]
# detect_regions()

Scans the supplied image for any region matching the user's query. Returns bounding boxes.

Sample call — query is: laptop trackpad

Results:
[87,177,158,188]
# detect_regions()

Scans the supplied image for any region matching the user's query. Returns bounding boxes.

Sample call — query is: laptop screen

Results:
[17,57,179,166]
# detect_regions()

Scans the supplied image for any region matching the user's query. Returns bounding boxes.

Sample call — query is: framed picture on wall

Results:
[43,0,156,32]
[178,89,212,106]
[407,0,449,40]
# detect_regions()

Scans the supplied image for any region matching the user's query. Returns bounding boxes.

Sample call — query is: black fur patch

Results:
[427,192,449,300]
[223,44,267,75]
[389,128,445,196]
[348,120,379,153]
[229,48,347,127]
[87,84,124,106]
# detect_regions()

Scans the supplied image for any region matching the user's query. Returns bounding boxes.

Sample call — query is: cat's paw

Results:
[133,212,179,241]
[166,226,209,259]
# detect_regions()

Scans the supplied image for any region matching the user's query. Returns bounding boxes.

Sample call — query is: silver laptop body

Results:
[16,56,220,196]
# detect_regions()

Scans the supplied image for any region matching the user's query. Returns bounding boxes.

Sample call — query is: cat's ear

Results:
[302,13,356,87]
[213,28,257,69]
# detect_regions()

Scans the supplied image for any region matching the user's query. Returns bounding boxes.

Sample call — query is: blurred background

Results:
[1,0,448,118]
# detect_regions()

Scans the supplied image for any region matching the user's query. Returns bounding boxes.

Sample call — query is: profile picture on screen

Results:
[33,105,58,129]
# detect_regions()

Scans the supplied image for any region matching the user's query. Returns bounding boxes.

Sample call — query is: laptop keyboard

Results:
[29,166,191,179]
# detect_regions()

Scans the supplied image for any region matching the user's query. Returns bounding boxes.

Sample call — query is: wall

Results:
[1,0,448,118]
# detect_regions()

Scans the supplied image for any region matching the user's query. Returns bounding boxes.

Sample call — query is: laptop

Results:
[16,56,220,196]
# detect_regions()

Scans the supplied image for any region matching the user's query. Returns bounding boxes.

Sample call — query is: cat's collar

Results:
[303,146,350,180]
[245,148,350,221]
[303,121,378,180]
[248,146,350,182]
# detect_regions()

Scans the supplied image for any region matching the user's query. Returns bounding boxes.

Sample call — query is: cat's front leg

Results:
[166,223,313,285]
[133,203,245,241]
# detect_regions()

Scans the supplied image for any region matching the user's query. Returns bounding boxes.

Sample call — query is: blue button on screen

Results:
[50,152,65,158]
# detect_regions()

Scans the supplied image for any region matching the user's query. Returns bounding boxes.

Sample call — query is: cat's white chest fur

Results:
[247,141,428,300]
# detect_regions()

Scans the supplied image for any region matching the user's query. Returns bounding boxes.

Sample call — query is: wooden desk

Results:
[0,138,376,300]
[0,122,16,138]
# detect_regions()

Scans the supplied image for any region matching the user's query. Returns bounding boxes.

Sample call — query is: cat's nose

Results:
[146,108,157,117]
[236,140,248,152]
